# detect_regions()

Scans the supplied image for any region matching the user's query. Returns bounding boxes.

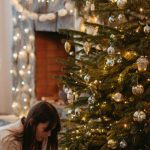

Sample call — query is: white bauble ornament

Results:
[112,92,123,102]
[106,58,115,66]
[133,110,146,122]
[107,139,117,149]
[117,0,127,9]
[144,24,150,34]
[120,140,127,148]
[75,108,82,115]
[107,46,115,55]
[132,84,144,95]
[136,56,149,72]
[88,96,95,105]
[84,74,90,82]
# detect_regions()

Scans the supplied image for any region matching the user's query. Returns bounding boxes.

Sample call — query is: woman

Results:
[0,101,61,150]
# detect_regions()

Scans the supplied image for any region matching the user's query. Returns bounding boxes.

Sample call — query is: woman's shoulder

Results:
[0,119,22,150]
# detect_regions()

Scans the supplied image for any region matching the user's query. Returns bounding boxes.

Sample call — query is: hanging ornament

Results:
[132,84,144,95]
[107,139,117,149]
[136,56,149,72]
[91,3,95,11]
[106,58,115,67]
[109,16,115,23]
[75,108,82,116]
[117,0,127,9]
[84,74,90,82]
[88,96,95,105]
[64,41,71,53]
[95,44,103,51]
[118,14,126,23]
[120,140,127,148]
[107,46,115,55]
[117,56,122,63]
[112,92,123,102]
[133,110,146,122]
[83,42,92,54]
[144,24,150,34]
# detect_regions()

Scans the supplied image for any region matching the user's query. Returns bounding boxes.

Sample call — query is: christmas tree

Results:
[59,0,150,149]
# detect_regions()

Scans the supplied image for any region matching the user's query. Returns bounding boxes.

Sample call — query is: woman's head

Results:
[23,101,61,149]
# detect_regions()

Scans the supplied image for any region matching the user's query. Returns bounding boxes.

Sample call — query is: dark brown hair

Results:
[9,101,61,150]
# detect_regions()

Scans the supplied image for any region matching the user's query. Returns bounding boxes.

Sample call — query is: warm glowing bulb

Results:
[24,28,29,33]
[24,98,27,102]
[12,87,16,91]
[10,69,14,74]
[28,88,32,92]
[27,70,31,74]
[12,102,18,108]
[21,81,25,85]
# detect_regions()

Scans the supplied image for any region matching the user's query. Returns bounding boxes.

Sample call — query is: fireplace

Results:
[35,31,67,102]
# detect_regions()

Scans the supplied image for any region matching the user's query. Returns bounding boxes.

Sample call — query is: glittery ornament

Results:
[88,96,95,105]
[112,92,123,102]
[107,139,117,149]
[133,110,146,122]
[136,56,149,72]
[120,140,127,148]
[132,84,144,95]
[75,108,82,115]
[83,42,92,54]
[84,74,90,82]
[109,16,115,23]
[118,14,126,23]
[144,24,150,34]
[106,58,115,66]
[107,46,115,55]
[64,41,71,53]
[117,0,127,9]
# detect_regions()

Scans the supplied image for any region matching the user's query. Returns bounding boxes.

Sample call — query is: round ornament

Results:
[120,140,127,148]
[136,56,149,72]
[112,92,123,102]
[144,24,150,34]
[107,46,115,55]
[118,14,126,23]
[132,84,144,95]
[107,139,117,149]
[133,110,146,122]
[64,41,71,53]
[88,96,95,105]
[83,42,92,54]
[75,108,82,115]
[84,74,90,82]
[109,16,115,23]
[117,0,127,9]
[106,58,115,66]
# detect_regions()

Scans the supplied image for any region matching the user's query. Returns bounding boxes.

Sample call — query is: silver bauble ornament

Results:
[106,58,115,66]
[144,24,150,34]
[107,46,115,55]
[112,92,123,102]
[107,139,117,149]
[136,56,149,72]
[109,16,115,23]
[117,0,127,9]
[84,74,90,82]
[132,84,144,95]
[120,140,127,148]
[133,110,146,122]
[88,96,95,105]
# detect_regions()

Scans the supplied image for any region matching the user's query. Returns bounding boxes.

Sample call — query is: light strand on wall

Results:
[11,7,36,117]
[11,0,75,22]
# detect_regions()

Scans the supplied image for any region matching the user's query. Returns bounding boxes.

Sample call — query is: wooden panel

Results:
[35,32,67,100]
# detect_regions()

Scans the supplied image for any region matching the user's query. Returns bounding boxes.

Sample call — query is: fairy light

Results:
[12,87,16,91]
[24,98,27,102]
[24,28,29,33]
[28,88,32,92]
